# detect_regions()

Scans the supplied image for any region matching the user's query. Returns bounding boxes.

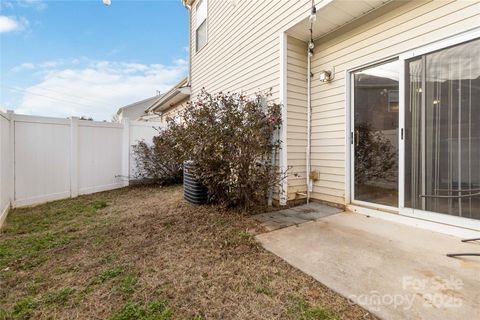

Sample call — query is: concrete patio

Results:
[252,202,343,231]
[256,209,480,320]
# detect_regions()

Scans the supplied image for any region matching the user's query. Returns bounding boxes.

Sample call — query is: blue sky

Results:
[0,0,188,120]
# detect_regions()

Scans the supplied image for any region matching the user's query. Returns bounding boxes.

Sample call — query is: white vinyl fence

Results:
[0,110,163,226]
[0,109,12,226]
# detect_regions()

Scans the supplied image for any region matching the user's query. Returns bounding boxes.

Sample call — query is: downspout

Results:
[306,44,312,204]
[306,1,316,204]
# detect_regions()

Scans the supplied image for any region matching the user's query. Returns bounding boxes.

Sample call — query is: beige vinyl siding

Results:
[188,0,480,206]
[286,36,308,200]
[161,98,189,122]
[189,0,313,203]
[310,0,480,205]
[189,0,313,99]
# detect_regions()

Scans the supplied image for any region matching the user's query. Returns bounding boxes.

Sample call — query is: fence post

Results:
[70,117,79,198]
[122,118,130,187]
[7,110,14,207]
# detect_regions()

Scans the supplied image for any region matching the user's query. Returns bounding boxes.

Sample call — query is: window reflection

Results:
[405,38,480,219]
[353,60,399,207]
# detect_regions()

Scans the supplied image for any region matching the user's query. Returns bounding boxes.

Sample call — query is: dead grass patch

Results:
[0,185,374,319]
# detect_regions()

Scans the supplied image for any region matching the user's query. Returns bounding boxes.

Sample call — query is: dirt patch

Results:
[0,185,375,319]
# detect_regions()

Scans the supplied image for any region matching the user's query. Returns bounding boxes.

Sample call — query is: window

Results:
[387,90,399,112]
[195,0,207,51]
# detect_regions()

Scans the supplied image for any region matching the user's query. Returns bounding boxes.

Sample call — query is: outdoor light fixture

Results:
[103,0,111,6]
[319,70,333,82]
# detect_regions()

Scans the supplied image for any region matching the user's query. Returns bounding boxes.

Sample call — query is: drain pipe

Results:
[306,45,312,204]
[306,3,316,204]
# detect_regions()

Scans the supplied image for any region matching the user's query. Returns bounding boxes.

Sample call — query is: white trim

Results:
[279,31,288,206]
[399,55,406,210]
[280,0,334,34]
[399,28,480,60]
[195,0,208,52]
[347,72,354,205]
[195,0,207,28]
[346,30,480,235]
[351,199,398,214]
[398,30,480,231]
[344,70,350,204]
[349,205,480,240]
[346,57,400,211]
[402,209,480,232]
[346,54,399,75]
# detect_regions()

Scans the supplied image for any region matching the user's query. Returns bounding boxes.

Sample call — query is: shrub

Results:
[170,90,284,211]
[354,122,397,184]
[132,128,184,185]
[132,90,285,211]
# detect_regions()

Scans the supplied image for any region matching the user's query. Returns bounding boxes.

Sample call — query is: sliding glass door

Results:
[350,36,480,227]
[404,38,480,220]
[352,60,399,208]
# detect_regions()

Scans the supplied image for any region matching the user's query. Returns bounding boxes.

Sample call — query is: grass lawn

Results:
[0,185,374,319]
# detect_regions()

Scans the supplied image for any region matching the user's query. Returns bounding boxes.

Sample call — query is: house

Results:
[145,77,191,122]
[115,95,161,122]
[179,0,480,238]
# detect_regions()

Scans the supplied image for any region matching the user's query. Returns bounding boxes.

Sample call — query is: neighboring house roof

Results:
[181,0,195,6]
[147,77,190,114]
[116,95,160,117]
[137,113,162,122]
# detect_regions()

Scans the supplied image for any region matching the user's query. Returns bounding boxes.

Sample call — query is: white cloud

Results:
[11,59,68,72]
[15,58,188,121]
[16,0,46,11]
[11,62,35,72]
[39,60,62,68]
[1,0,46,11]
[0,16,28,33]
[1,2,14,9]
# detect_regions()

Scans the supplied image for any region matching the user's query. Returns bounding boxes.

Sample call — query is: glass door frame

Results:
[348,28,480,231]
[348,58,400,213]
[398,29,480,231]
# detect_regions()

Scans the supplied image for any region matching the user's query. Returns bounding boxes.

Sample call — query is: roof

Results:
[146,77,190,114]
[116,95,160,115]
[182,0,195,7]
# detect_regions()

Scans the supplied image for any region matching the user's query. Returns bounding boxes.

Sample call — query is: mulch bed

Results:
[0,185,375,319]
